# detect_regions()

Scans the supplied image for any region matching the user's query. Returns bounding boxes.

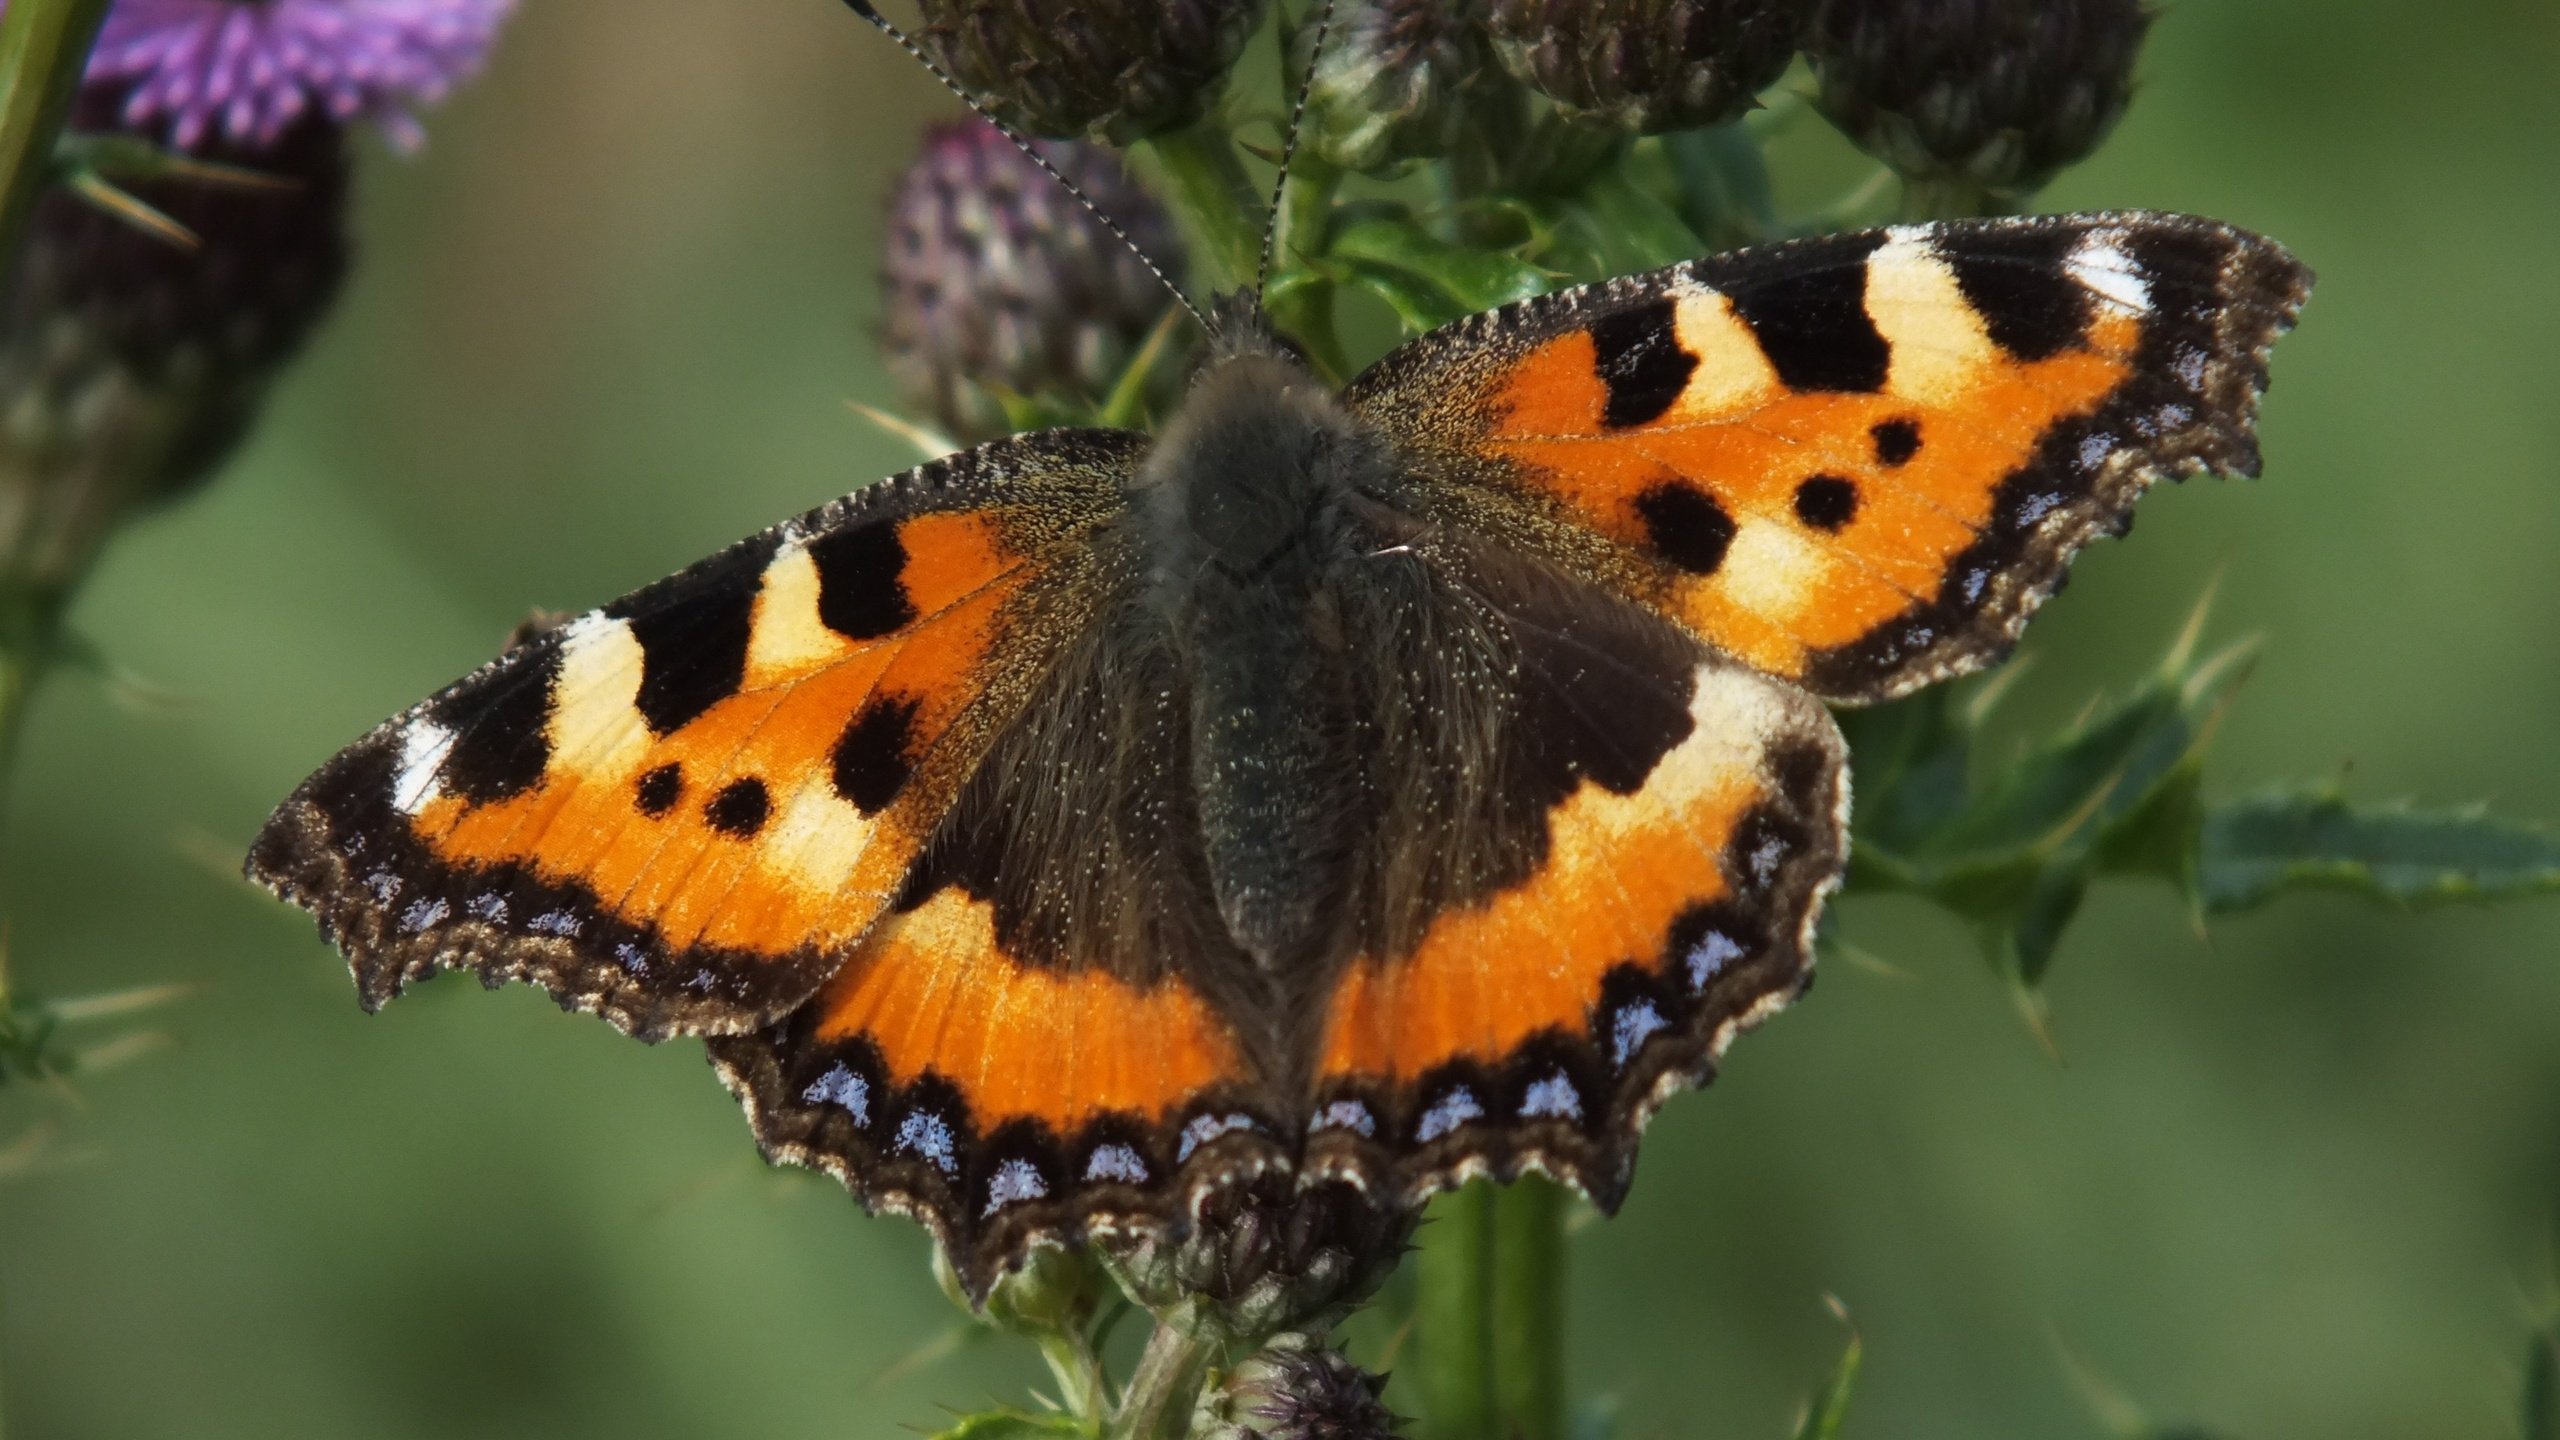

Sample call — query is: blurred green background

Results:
[5,0,2558,1435]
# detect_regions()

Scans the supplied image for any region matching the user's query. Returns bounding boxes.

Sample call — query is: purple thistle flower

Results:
[80,0,515,154]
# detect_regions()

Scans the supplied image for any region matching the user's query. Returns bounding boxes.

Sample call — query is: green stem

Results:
[1412,1182,1496,1440]
[1034,1332,1109,1429]
[1136,123,1264,298]
[1490,1177,1568,1440]
[0,0,110,272]
[1108,1319,1212,1440]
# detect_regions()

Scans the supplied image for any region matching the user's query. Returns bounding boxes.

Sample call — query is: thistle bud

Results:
[1293,0,1505,175]
[933,1239,1112,1337]
[1483,0,1806,135]
[878,120,1185,445]
[1102,1177,1413,1347]
[0,110,347,594]
[917,0,1266,144]
[1193,1335,1399,1440]
[1808,0,2153,203]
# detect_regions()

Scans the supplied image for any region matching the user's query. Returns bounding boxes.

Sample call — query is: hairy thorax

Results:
[1136,351,1394,973]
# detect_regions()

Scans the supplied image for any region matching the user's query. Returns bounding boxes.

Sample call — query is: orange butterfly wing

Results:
[249,429,1143,1041]
[1348,212,2313,702]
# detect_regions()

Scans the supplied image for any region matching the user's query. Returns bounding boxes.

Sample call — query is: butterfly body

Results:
[250,212,2309,1299]
[1141,340,1383,973]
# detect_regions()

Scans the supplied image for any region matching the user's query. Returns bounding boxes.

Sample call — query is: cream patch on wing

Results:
[1866,227,2000,407]
[757,773,881,899]
[546,612,652,776]
[747,542,851,684]
[1708,519,1832,627]
[1665,278,1781,421]
[1547,663,1788,868]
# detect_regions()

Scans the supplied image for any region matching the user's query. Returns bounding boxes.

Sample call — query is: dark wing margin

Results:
[245,429,1144,1043]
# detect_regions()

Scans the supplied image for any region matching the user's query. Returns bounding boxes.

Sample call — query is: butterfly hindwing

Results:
[247,429,1143,1041]
[1305,537,1848,1208]
[1347,211,2313,703]
[710,563,1279,1289]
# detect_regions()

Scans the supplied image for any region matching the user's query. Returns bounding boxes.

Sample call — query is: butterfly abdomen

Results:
[1141,353,1392,971]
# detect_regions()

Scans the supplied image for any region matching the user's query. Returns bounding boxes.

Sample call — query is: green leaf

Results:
[1929,643,2239,863]
[1571,166,1707,272]
[1339,259,1472,334]
[2004,863,2090,989]
[993,388,1090,436]
[1660,123,1777,250]
[2197,790,2560,913]
[927,1408,1091,1440]
[1836,687,1972,862]
[1329,215,1553,323]
[1840,609,2250,993]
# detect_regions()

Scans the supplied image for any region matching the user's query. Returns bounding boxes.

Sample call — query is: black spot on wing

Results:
[431,645,563,805]
[635,763,683,817]
[833,694,921,814]
[1588,297,1698,428]
[606,533,781,736]
[1713,231,1890,392]
[1793,475,1858,531]
[1870,417,1920,466]
[1634,482,1736,575]
[705,777,772,837]
[1945,224,2091,362]
[809,522,918,641]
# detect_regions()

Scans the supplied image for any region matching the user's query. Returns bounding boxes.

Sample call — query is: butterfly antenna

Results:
[1254,0,1341,302]
[838,0,1211,336]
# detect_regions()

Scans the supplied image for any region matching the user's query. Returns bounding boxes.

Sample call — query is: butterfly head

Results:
[1204,290,1313,369]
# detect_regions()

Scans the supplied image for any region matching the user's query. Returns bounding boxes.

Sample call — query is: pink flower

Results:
[80,0,516,153]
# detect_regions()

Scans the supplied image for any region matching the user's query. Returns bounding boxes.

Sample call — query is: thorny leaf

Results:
[2197,791,2560,913]
[1841,613,2248,989]
[1842,590,2560,998]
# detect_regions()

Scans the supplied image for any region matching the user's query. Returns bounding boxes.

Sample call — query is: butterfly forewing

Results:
[1347,211,2313,703]
[248,429,1142,1041]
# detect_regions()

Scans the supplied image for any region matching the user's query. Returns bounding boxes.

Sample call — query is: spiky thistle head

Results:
[878,118,1186,444]
[1809,0,2154,202]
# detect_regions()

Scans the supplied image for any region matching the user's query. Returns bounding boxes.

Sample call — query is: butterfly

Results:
[249,211,2309,1301]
